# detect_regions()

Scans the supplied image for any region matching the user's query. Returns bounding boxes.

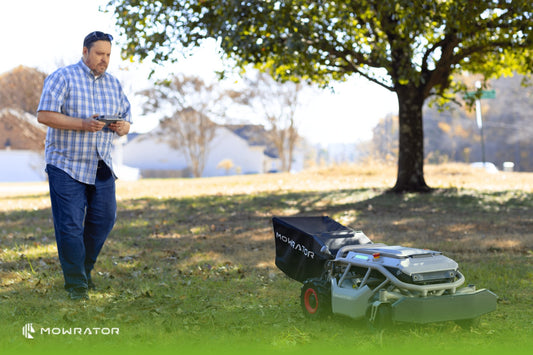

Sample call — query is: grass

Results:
[0,163,532,355]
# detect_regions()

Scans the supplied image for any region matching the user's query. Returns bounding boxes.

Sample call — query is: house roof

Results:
[225,124,279,158]
[127,122,280,159]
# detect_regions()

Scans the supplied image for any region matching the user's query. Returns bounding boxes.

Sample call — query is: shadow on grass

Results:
[1,187,532,290]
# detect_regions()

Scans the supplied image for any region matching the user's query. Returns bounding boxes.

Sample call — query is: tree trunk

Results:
[391,88,431,193]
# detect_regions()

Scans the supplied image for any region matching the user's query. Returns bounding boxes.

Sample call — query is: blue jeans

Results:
[47,163,116,291]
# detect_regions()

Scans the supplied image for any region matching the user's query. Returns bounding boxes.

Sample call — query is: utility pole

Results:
[475,81,486,165]
[466,81,496,165]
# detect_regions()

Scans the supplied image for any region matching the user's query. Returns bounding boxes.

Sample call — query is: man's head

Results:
[82,31,113,76]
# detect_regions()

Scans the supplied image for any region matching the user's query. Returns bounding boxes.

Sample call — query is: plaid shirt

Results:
[38,60,131,184]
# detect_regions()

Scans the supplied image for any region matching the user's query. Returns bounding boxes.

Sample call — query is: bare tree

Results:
[139,74,230,177]
[238,71,304,172]
[159,107,216,177]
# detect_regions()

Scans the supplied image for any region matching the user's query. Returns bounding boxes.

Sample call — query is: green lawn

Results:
[1,164,531,355]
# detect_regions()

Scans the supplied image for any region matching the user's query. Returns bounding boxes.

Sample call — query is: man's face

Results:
[83,40,111,76]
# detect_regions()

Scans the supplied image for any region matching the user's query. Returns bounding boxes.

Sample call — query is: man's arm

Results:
[37,111,105,132]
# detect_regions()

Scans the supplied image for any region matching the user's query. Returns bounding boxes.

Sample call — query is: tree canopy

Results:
[108,0,532,191]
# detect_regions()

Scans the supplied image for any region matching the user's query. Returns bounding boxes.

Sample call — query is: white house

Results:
[0,109,47,182]
[121,125,284,178]
[0,108,306,181]
[0,149,46,182]
[111,135,141,181]
[0,108,139,182]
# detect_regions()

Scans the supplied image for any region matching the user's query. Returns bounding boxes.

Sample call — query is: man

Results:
[37,31,131,300]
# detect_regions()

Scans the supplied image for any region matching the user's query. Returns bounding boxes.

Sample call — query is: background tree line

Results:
[1,65,531,173]
[0,66,304,176]
[0,66,46,115]
[0,66,47,151]
[366,74,533,171]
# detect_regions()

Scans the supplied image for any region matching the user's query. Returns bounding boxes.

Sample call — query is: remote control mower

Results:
[273,216,497,328]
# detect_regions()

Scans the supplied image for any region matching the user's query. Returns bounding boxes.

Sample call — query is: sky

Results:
[0,0,398,146]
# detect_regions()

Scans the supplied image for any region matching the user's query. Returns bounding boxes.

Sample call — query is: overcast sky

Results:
[0,0,398,145]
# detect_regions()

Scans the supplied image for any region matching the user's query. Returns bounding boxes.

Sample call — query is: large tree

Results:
[108,0,532,192]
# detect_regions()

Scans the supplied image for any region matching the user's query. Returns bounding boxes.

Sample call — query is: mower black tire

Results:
[300,279,331,319]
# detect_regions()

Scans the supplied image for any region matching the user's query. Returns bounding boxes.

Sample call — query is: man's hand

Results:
[84,117,106,132]
[108,120,131,136]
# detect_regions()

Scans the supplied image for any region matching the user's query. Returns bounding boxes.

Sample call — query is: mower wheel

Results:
[300,279,331,319]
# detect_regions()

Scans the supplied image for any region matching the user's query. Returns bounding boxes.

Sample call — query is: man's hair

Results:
[83,31,113,50]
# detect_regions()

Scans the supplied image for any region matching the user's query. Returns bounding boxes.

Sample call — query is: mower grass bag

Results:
[273,216,372,282]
